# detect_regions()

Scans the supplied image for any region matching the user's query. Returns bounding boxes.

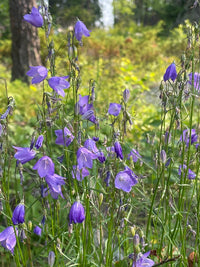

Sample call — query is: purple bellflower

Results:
[26,66,48,84]
[114,141,123,160]
[128,148,141,163]
[123,89,130,103]
[77,147,98,169]
[45,173,66,199]
[188,72,200,90]
[178,164,196,180]
[72,165,90,181]
[55,127,74,146]
[35,135,44,149]
[74,20,91,41]
[163,62,177,82]
[33,156,54,178]
[108,103,122,116]
[132,251,154,267]
[12,204,25,225]
[97,150,106,163]
[48,76,70,97]
[13,146,36,164]
[115,167,138,192]
[180,129,198,147]
[69,201,85,224]
[75,95,97,124]
[34,226,42,236]
[84,139,99,154]
[24,7,43,27]
[0,226,17,254]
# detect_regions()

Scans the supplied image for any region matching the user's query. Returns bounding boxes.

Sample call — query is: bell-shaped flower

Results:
[24,7,43,27]
[33,226,42,236]
[74,20,91,41]
[115,167,138,192]
[178,164,196,180]
[12,204,25,225]
[45,173,66,199]
[132,251,155,267]
[163,62,177,82]
[13,146,36,164]
[114,141,123,160]
[35,135,44,149]
[108,103,121,116]
[128,148,141,163]
[55,127,74,146]
[180,129,197,147]
[77,147,98,169]
[69,201,85,224]
[188,72,200,90]
[0,226,17,254]
[33,156,54,178]
[72,165,90,181]
[26,66,48,84]
[48,76,70,97]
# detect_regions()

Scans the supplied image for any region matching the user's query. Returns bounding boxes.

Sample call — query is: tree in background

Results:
[49,0,101,27]
[9,0,41,83]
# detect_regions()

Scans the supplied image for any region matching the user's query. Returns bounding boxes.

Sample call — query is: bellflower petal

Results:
[55,127,74,146]
[13,146,36,164]
[26,66,48,84]
[108,103,121,116]
[12,204,25,225]
[69,201,85,224]
[77,147,98,169]
[48,76,70,97]
[75,20,91,41]
[33,156,54,178]
[24,7,43,27]
[0,226,17,254]
[72,165,90,181]
[114,141,123,160]
[34,226,42,236]
[163,63,177,82]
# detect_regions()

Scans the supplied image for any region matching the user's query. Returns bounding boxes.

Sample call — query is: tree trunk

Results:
[9,0,41,83]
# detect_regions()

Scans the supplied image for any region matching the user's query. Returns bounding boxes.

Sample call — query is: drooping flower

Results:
[108,103,122,116]
[74,20,91,41]
[180,129,198,147]
[123,89,130,103]
[0,226,17,254]
[69,201,85,224]
[75,95,97,124]
[26,66,48,84]
[55,127,74,146]
[115,167,138,192]
[12,204,25,225]
[77,147,98,169]
[33,156,54,178]
[24,7,44,27]
[33,226,42,236]
[45,173,66,199]
[132,251,155,267]
[97,150,106,163]
[114,141,123,160]
[178,164,196,179]
[127,148,141,163]
[188,72,200,90]
[163,62,177,82]
[13,146,36,164]
[48,76,70,97]
[35,135,44,149]
[72,165,90,181]
[84,139,99,154]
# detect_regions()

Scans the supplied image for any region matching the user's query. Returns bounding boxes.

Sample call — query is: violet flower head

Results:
[132,251,155,267]
[115,167,138,192]
[26,66,48,84]
[74,20,91,41]
[188,72,200,90]
[72,165,90,181]
[0,226,17,254]
[69,201,85,224]
[34,226,42,236]
[24,7,43,27]
[35,135,44,149]
[114,141,123,160]
[76,95,97,124]
[108,103,122,116]
[33,156,54,178]
[48,76,70,97]
[77,147,98,169]
[128,148,141,163]
[97,150,106,163]
[180,129,198,147]
[178,164,196,180]
[163,62,177,82]
[12,204,25,225]
[13,146,36,164]
[123,89,130,103]
[55,127,74,146]
[84,139,99,154]
[45,173,66,199]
